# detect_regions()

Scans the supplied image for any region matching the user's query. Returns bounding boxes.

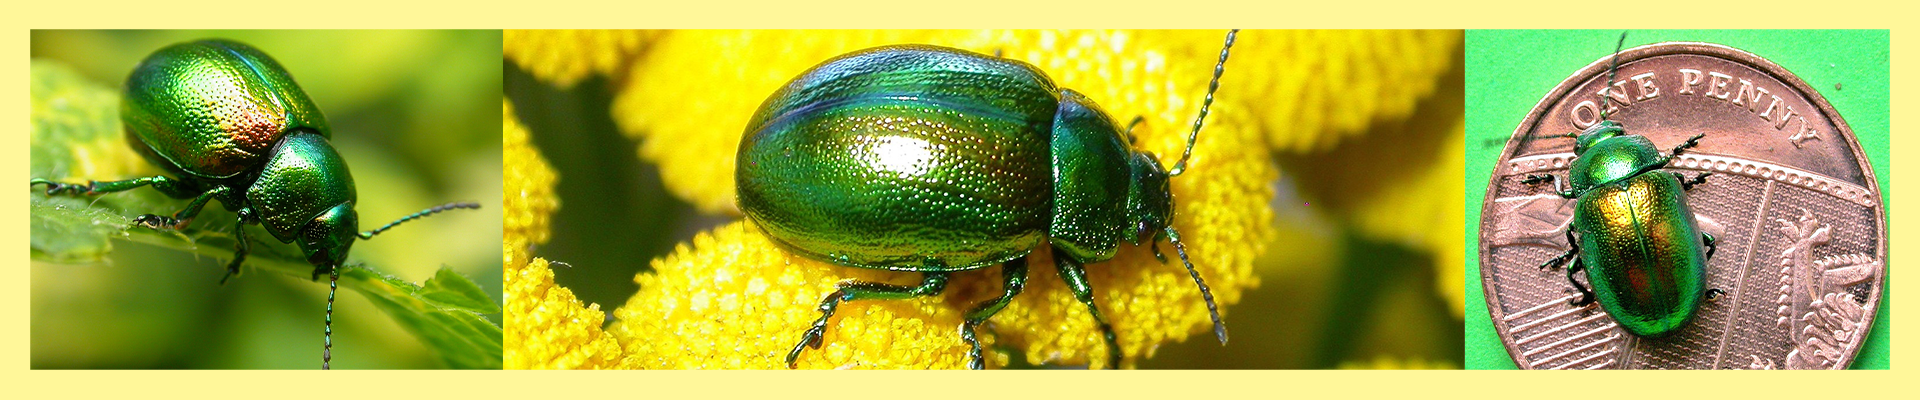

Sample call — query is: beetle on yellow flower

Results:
[502,29,1463,369]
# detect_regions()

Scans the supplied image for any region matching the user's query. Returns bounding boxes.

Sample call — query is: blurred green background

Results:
[30,30,503,369]
[1464,30,1889,369]
[506,30,1464,369]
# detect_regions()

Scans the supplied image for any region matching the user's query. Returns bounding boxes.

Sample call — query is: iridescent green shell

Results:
[1565,121,1709,338]
[247,132,356,244]
[737,45,1058,271]
[1571,170,1707,337]
[122,39,329,179]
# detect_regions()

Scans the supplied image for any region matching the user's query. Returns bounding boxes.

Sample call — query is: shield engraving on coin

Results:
[1478,42,1885,369]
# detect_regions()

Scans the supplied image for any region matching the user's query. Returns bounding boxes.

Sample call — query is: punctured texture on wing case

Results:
[121,39,329,179]
[1573,171,1707,337]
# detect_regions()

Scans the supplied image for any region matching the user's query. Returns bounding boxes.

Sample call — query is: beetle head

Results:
[299,201,359,270]
[1574,32,1632,156]
[1573,120,1625,156]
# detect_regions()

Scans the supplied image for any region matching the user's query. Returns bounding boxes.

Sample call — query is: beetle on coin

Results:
[1476,32,1886,370]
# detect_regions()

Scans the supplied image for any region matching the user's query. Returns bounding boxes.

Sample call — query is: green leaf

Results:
[29,59,167,263]
[422,267,504,314]
[347,267,505,369]
[30,195,130,263]
[29,59,502,369]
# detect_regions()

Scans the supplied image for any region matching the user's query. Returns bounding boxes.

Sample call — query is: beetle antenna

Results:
[358,202,481,239]
[1166,226,1227,344]
[1168,29,1238,177]
[323,265,338,370]
[1599,31,1626,121]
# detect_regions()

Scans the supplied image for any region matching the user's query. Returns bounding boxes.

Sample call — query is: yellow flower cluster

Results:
[1122,30,1469,319]
[503,30,657,88]
[612,222,992,369]
[595,30,1458,214]
[1217,30,1461,153]
[605,30,1274,369]
[502,99,558,251]
[502,97,625,369]
[501,29,1464,368]
[504,245,627,369]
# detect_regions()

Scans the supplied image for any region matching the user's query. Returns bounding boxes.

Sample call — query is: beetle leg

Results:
[786,272,949,369]
[1669,133,1706,158]
[1539,229,1580,270]
[221,217,252,285]
[1675,171,1713,191]
[1538,251,1577,271]
[31,175,197,198]
[1628,135,1710,180]
[1566,258,1595,306]
[132,186,228,231]
[1522,174,1578,199]
[1148,229,1169,263]
[1052,246,1122,369]
[961,258,1029,370]
[1702,232,1718,261]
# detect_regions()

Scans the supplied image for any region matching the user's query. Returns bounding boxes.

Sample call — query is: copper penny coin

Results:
[1478,42,1885,369]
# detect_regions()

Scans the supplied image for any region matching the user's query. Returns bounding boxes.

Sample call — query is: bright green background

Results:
[1464,30,1889,370]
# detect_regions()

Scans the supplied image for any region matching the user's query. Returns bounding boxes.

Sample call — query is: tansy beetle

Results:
[29,39,478,369]
[736,30,1238,369]
[1522,33,1723,338]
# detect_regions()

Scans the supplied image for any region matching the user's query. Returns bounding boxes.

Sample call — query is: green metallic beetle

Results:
[29,39,478,369]
[1522,34,1720,338]
[737,30,1237,369]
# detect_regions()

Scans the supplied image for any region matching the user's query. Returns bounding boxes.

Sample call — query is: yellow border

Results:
[5,0,1907,398]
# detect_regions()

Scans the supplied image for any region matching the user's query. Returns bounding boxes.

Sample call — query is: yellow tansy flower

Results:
[504,245,627,369]
[503,98,559,251]
[503,30,657,88]
[613,30,1458,214]
[607,30,1273,368]
[503,99,622,369]
[614,30,977,214]
[612,222,995,369]
[1214,30,1460,153]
